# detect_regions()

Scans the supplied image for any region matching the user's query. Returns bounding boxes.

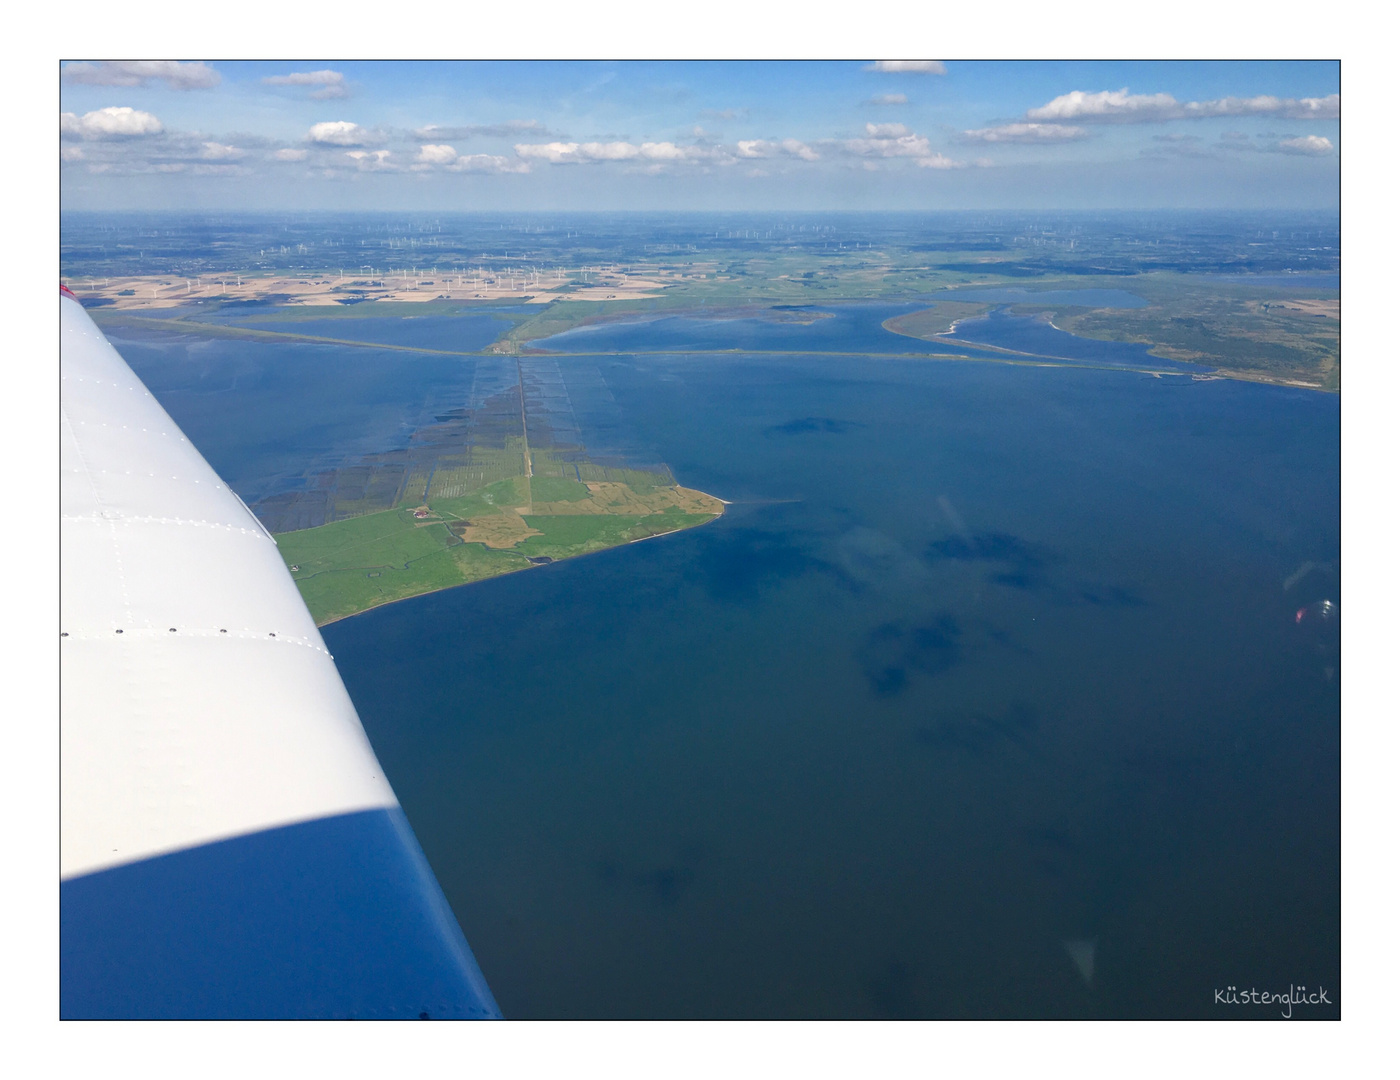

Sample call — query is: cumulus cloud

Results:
[865,60,946,74]
[272,147,309,161]
[263,69,348,99]
[844,128,932,159]
[513,140,721,165]
[963,122,1089,143]
[778,138,820,161]
[415,143,459,165]
[61,146,84,162]
[404,142,530,173]
[735,138,819,162]
[863,122,910,138]
[200,141,244,160]
[1277,134,1334,155]
[838,123,965,169]
[865,93,908,106]
[344,149,395,171]
[512,137,754,170]
[61,107,163,140]
[62,61,220,90]
[1027,88,1340,123]
[308,121,375,146]
[515,141,630,163]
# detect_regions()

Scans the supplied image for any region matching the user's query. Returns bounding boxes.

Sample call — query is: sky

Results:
[58,60,1340,213]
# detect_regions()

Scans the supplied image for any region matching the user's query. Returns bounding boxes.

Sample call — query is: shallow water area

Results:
[947,308,1213,371]
[536,302,1003,358]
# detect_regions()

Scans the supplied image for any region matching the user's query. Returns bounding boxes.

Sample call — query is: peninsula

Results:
[278,467,723,626]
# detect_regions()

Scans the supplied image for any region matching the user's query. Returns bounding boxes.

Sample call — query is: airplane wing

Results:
[59,286,501,1019]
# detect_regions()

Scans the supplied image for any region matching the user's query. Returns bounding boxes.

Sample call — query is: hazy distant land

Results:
[73,239,1339,390]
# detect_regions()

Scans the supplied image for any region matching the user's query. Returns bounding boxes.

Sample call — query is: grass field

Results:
[278,471,723,625]
[1051,274,1339,388]
[877,273,1338,389]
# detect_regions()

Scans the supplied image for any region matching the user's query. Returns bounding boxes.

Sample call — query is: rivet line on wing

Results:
[61,514,272,538]
[58,627,330,656]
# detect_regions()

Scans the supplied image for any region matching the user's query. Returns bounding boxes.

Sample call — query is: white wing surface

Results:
[59,288,500,1019]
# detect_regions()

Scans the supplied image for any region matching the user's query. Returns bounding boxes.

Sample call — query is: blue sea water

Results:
[111,306,1340,1018]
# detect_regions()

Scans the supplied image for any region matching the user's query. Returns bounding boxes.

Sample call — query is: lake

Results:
[112,304,1340,1018]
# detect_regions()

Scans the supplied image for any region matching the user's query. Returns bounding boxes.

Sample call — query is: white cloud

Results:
[309,121,371,146]
[447,154,531,174]
[962,122,1089,143]
[62,61,220,90]
[865,61,946,74]
[640,141,727,162]
[845,131,932,159]
[779,138,819,162]
[61,146,84,162]
[582,141,642,161]
[272,148,309,161]
[1277,135,1334,155]
[200,141,243,160]
[513,138,743,169]
[1278,95,1341,119]
[344,149,396,171]
[61,107,163,140]
[416,143,459,165]
[1027,88,1340,123]
[263,70,348,99]
[638,142,688,161]
[513,141,643,163]
[1028,89,1177,122]
[515,141,585,163]
[735,139,818,162]
[839,124,965,169]
[408,143,529,173]
[865,93,908,106]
